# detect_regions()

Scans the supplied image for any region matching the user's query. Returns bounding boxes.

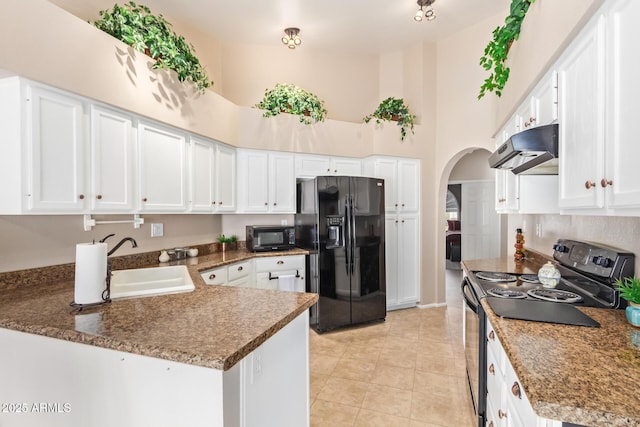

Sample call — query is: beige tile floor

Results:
[309,268,475,427]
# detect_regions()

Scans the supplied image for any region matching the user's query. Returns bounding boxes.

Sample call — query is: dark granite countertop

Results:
[0,248,317,371]
[463,256,640,427]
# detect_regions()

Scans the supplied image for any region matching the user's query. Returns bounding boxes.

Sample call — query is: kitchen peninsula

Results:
[0,248,317,427]
[463,257,640,427]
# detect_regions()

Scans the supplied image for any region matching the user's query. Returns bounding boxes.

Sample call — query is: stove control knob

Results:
[553,244,569,253]
[592,256,613,268]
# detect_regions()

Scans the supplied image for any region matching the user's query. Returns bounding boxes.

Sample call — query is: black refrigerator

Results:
[295,176,386,332]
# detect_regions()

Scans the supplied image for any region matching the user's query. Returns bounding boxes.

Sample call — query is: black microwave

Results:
[246,225,295,252]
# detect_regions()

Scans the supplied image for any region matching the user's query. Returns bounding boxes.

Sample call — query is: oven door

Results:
[462,276,486,427]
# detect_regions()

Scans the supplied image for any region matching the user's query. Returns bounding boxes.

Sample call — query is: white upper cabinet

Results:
[137,121,188,212]
[557,11,605,211]
[603,0,640,211]
[237,149,295,213]
[215,144,237,212]
[363,157,420,213]
[90,105,135,212]
[26,84,86,212]
[189,137,216,212]
[295,154,362,178]
[557,0,640,215]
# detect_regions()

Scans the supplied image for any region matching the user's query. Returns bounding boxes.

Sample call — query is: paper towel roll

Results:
[277,275,296,292]
[74,242,108,304]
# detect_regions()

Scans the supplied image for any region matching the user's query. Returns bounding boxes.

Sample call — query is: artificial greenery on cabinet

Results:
[93,1,212,93]
[363,97,416,141]
[255,83,327,124]
[478,0,535,99]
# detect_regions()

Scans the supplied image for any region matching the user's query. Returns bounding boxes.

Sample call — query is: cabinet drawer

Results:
[255,255,304,272]
[200,267,227,285]
[228,261,251,281]
[229,276,252,288]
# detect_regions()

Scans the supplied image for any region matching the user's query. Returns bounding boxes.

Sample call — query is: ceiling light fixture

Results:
[414,0,436,22]
[282,27,302,49]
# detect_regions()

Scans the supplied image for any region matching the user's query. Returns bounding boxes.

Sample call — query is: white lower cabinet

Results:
[385,214,419,310]
[200,255,305,292]
[254,255,305,292]
[0,312,310,427]
[486,318,561,427]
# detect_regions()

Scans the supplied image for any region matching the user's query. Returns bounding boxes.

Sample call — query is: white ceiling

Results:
[50,0,508,54]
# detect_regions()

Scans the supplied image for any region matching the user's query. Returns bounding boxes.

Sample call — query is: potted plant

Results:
[363,97,416,141]
[92,1,212,93]
[217,234,239,252]
[255,83,327,124]
[478,0,536,99]
[615,277,640,327]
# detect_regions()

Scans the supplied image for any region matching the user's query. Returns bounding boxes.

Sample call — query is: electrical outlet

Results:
[535,223,542,237]
[280,219,288,226]
[151,223,164,237]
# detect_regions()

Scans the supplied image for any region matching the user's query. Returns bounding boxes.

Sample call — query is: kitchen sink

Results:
[110,265,195,299]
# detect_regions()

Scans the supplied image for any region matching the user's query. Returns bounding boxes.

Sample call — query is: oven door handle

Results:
[462,277,479,314]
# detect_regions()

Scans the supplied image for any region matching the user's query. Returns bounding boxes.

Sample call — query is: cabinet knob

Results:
[401,219,405,223]
[395,203,398,207]
[489,363,495,375]
[142,197,148,202]
[395,220,398,223]
[498,198,506,203]
[209,274,216,280]
[511,382,522,399]
[498,409,507,419]
[300,276,304,280]
[488,422,494,427]
[212,201,216,205]
[78,194,85,200]
[96,194,102,200]
[334,169,337,173]
[219,201,223,205]
[584,180,596,189]
[326,168,331,172]
[277,260,284,265]
[264,202,268,206]
[273,203,277,206]
[237,266,243,271]
[488,330,495,341]
[600,178,613,188]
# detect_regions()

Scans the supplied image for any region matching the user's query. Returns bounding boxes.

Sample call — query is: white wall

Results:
[449,149,494,182]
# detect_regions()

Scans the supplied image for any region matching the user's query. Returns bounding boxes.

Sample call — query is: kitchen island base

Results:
[0,312,309,427]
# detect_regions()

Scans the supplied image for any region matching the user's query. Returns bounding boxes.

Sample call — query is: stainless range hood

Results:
[489,123,558,174]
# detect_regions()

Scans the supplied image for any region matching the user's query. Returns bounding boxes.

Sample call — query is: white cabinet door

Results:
[137,121,187,212]
[384,216,399,308]
[558,13,605,210]
[90,105,134,212]
[295,154,331,178]
[605,0,640,210]
[385,214,419,310]
[189,137,215,212]
[331,157,362,176]
[531,71,558,127]
[372,158,398,212]
[215,144,236,212]
[269,152,295,213]
[238,149,269,212]
[26,84,86,212]
[397,160,420,212]
[238,150,295,213]
[397,215,419,305]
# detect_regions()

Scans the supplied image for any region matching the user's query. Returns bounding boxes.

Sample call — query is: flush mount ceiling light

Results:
[414,0,436,22]
[282,27,302,49]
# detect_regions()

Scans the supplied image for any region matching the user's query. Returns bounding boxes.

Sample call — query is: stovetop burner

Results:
[475,272,517,283]
[527,288,583,304]
[519,274,540,284]
[487,288,527,299]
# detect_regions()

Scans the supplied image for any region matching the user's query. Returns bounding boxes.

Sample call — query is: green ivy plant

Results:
[478,0,535,99]
[363,97,416,141]
[93,1,212,93]
[255,83,327,125]
[615,277,640,304]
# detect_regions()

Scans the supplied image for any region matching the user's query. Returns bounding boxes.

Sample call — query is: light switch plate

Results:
[151,223,163,237]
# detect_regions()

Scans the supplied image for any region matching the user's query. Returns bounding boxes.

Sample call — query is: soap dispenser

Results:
[159,250,170,263]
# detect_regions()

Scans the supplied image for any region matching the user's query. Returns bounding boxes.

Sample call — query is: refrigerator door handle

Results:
[349,197,356,275]
[345,199,351,276]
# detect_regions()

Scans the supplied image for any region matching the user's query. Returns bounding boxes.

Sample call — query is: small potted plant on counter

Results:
[363,97,416,141]
[615,277,640,327]
[217,234,239,252]
[255,83,327,124]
